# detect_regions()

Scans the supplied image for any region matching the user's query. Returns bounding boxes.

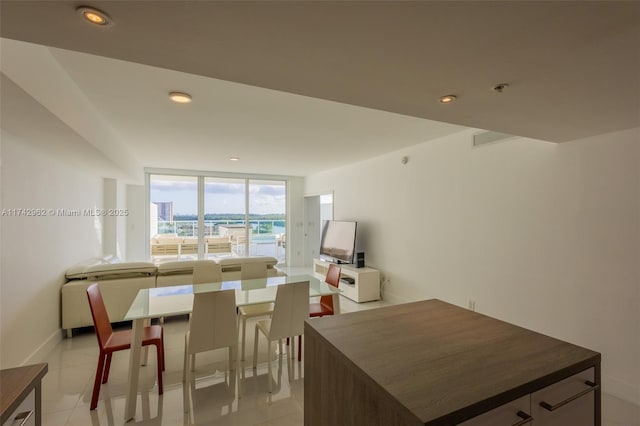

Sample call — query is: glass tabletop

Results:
[124,274,339,321]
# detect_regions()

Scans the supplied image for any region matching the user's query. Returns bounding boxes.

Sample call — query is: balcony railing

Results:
[152,219,286,261]
[156,219,285,238]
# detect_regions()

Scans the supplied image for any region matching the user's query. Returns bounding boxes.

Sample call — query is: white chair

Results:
[168,260,222,328]
[183,289,239,414]
[253,281,309,393]
[237,262,273,361]
[192,260,223,284]
[240,262,267,280]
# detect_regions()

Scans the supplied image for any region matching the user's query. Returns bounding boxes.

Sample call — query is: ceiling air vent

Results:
[473,131,514,147]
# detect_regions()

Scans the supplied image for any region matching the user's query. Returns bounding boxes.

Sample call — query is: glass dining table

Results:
[123,274,340,422]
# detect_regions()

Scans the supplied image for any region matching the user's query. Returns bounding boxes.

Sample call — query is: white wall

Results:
[287,177,306,267]
[103,178,117,257]
[126,184,147,261]
[103,178,128,259]
[304,195,321,265]
[116,180,127,259]
[304,127,640,405]
[0,131,103,368]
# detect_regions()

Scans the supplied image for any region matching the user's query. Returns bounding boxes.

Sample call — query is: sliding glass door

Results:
[149,175,200,261]
[204,177,246,257]
[148,173,286,264]
[249,179,286,260]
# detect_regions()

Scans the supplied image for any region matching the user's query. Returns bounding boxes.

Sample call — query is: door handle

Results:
[540,380,599,412]
[12,410,34,426]
[511,410,533,426]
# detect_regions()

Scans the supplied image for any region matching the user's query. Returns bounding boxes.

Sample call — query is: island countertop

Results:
[304,299,600,425]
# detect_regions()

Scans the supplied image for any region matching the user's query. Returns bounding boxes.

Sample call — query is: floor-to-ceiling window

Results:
[204,177,247,257]
[149,175,200,260]
[248,179,286,259]
[148,172,287,264]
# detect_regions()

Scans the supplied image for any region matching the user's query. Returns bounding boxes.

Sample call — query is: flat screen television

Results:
[319,220,357,264]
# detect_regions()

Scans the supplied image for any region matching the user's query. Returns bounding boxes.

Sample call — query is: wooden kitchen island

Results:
[1,363,47,426]
[304,299,600,426]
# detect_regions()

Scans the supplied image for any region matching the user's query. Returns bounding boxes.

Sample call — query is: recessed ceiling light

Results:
[77,6,111,26]
[169,92,192,103]
[439,95,457,104]
[229,157,240,161]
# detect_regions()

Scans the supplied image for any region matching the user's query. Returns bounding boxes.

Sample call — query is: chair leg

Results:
[235,343,242,399]
[90,352,106,410]
[183,335,190,414]
[228,347,235,371]
[156,343,164,395]
[183,336,188,383]
[253,325,259,369]
[161,331,166,371]
[298,335,302,362]
[102,352,112,384]
[241,315,247,361]
[267,340,273,393]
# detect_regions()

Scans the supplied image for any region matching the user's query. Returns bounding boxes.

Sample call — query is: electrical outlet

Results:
[468,300,476,311]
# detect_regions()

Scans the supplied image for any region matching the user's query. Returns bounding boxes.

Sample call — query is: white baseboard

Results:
[22,328,63,366]
[603,374,640,407]
[380,289,409,305]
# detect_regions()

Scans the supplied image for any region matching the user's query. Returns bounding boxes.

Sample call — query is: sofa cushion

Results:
[156,257,278,276]
[84,262,157,280]
[67,259,157,280]
[65,258,105,279]
[65,255,123,279]
[215,256,278,270]
[157,260,203,276]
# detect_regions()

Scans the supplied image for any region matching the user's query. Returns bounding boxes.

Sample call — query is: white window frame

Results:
[145,167,290,263]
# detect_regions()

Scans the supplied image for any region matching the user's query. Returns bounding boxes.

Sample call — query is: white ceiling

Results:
[1,38,464,179]
[1,1,639,180]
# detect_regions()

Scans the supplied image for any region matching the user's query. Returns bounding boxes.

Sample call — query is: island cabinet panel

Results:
[304,299,600,426]
[2,390,35,426]
[458,395,531,426]
[531,368,596,426]
[305,326,423,426]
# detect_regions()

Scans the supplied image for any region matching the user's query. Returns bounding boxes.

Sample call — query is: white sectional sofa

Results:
[155,256,281,287]
[62,255,282,337]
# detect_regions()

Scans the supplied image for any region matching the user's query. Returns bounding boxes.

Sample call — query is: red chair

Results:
[289,264,342,361]
[86,283,165,410]
[310,263,341,318]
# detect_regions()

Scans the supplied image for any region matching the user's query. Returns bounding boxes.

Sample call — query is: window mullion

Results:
[245,178,250,256]
[197,176,205,259]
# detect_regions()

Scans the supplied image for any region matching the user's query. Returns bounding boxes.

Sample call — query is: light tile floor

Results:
[37,296,639,426]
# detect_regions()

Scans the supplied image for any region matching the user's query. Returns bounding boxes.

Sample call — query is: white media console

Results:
[313,258,380,303]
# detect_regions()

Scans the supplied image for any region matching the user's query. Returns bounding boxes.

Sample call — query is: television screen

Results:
[319,220,357,263]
